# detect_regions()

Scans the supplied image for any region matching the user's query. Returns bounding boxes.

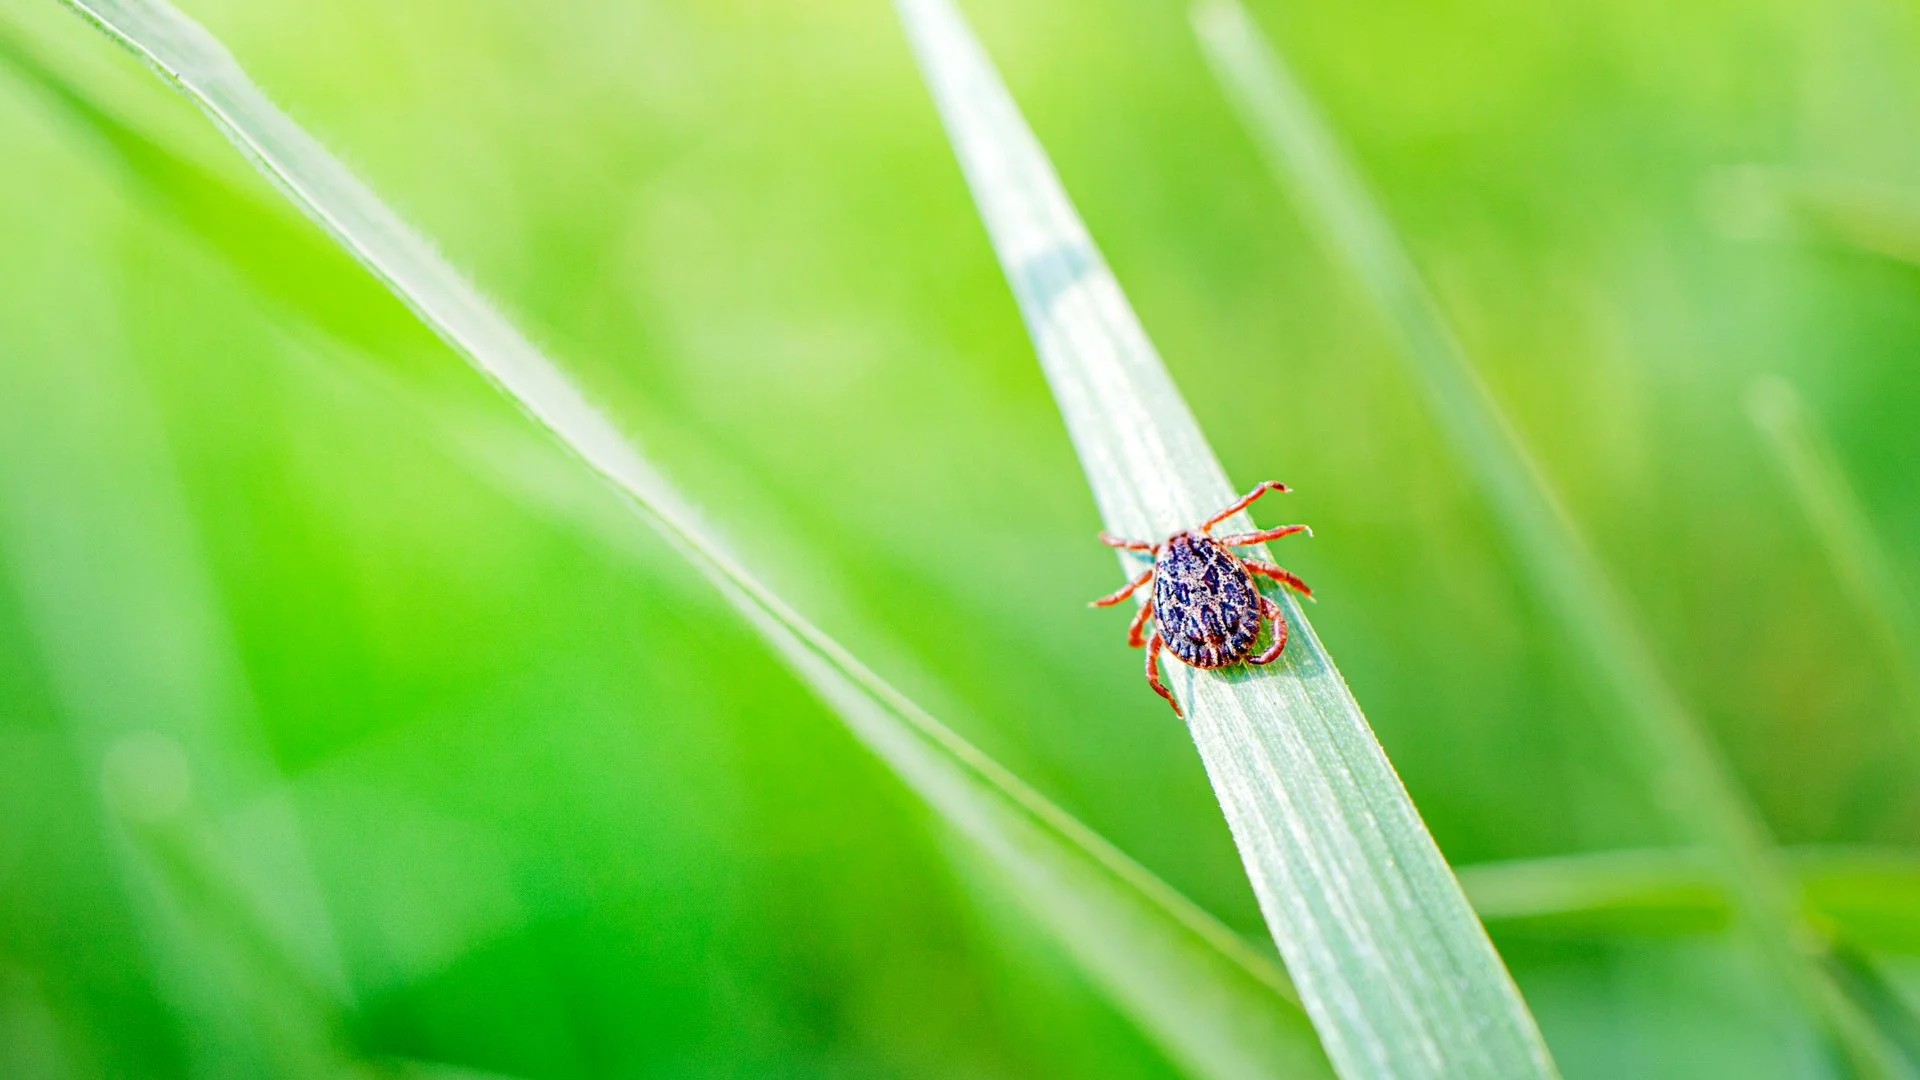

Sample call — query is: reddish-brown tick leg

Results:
[1090,567,1154,608]
[1126,598,1155,648]
[1146,632,1181,716]
[1199,481,1291,533]
[1250,595,1289,665]
[1243,560,1313,600]
[1214,524,1311,547]
[1099,532,1157,553]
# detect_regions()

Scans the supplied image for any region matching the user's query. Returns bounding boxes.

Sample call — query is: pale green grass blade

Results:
[1459,846,1920,1055]
[1747,376,1920,740]
[43,5,1330,1075]
[891,2,1558,1077]
[1459,849,1733,936]
[1709,167,1920,268]
[1191,3,1910,1074]
[1460,846,1920,953]
[1791,179,1920,267]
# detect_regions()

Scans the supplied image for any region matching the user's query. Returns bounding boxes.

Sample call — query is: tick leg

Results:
[1243,560,1313,600]
[1099,532,1157,553]
[1200,480,1290,533]
[1090,567,1154,608]
[1126,597,1155,648]
[1146,632,1181,716]
[1215,524,1311,547]
[1251,595,1289,665]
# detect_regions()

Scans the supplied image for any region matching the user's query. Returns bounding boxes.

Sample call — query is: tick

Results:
[1091,481,1312,716]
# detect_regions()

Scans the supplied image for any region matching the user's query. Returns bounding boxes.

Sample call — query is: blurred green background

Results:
[2,0,1918,1076]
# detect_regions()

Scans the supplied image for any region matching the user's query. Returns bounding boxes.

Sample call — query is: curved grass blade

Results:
[1747,376,1920,741]
[890,1,1559,1077]
[1191,3,1910,1073]
[38,5,1329,1075]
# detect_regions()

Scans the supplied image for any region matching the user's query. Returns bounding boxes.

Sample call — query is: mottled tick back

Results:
[1090,481,1313,717]
[1154,533,1263,670]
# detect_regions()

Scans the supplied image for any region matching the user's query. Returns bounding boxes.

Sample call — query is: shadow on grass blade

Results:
[1191,3,1910,1074]
[36,4,1328,1076]
[891,1,1559,1077]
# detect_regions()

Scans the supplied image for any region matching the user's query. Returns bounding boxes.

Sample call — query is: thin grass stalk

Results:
[1459,846,1920,949]
[891,1,1560,1077]
[1717,168,1920,268]
[1191,3,1909,1073]
[40,4,1329,1075]
[1747,375,1920,742]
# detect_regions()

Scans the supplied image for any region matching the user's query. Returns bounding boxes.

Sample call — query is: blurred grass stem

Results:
[1747,376,1920,742]
[1191,1,1909,1073]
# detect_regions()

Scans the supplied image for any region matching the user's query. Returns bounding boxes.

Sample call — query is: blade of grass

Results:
[890,2,1559,1077]
[1794,848,1920,958]
[1708,166,1920,268]
[1834,949,1920,1070]
[1747,375,1920,741]
[1191,3,1909,1074]
[1459,846,1920,953]
[1790,178,1920,268]
[38,5,1331,1075]
[1459,849,1735,938]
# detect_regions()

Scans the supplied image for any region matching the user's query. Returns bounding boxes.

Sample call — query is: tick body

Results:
[1091,481,1312,717]
[1154,532,1264,669]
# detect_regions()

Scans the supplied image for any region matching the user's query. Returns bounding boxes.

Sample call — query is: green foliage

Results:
[31,1,1330,1076]
[2,0,1918,1076]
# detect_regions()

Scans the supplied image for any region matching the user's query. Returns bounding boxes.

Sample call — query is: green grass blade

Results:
[1191,3,1909,1073]
[1747,376,1920,740]
[1458,845,1920,1052]
[1710,167,1920,268]
[1459,849,1734,937]
[1793,848,1920,959]
[41,4,1331,1075]
[891,1,1559,1077]
[1459,845,1920,953]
